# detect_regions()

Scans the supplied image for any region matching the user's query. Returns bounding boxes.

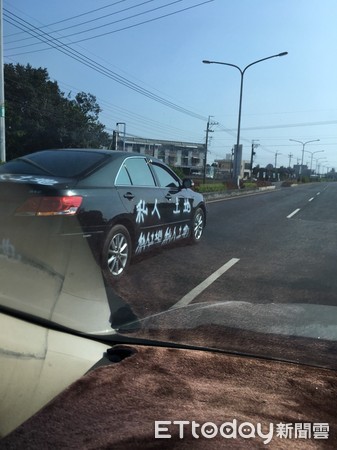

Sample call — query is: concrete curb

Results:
[202,185,276,201]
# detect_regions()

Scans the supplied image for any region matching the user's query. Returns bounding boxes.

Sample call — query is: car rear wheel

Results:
[190,207,205,243]
[102,225,131,281]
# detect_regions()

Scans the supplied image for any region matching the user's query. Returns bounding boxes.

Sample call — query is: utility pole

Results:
[0,0,6,162]
[275,151,282,168]
[203,116,218,184]
[288,153,293,168]
[250,140,259,179]
[230,147,234,178]
[274,152,281,180]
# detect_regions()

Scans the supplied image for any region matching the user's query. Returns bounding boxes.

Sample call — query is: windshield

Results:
[1,0,337,374]
[0,150,110,178]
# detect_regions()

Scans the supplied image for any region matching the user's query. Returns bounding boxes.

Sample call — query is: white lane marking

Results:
[309,197,314,202]
[169,258,240,310]
[316,192,320,196]
[287,208,300,219]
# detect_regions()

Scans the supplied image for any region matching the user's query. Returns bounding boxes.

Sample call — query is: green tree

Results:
[4,63,110,160]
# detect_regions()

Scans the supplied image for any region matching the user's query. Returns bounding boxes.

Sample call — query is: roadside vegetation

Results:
[195,177,335,193]
[194,179,273,193]
[4,63,110,160]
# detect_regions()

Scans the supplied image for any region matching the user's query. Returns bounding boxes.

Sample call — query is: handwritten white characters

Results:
[135,197,192,253]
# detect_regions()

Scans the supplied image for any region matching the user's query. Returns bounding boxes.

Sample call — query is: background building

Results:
[214,153,251,179]
[112,132,206,175]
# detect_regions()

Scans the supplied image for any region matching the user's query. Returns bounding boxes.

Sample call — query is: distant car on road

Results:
[0,149,206,282]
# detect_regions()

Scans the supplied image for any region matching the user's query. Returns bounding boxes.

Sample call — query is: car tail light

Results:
[15,196,83,216]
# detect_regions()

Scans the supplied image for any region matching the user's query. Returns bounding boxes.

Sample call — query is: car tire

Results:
[189,207,205,244]
[102,225,132,282]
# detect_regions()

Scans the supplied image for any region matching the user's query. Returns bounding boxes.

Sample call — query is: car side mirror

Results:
[182,178,194,189]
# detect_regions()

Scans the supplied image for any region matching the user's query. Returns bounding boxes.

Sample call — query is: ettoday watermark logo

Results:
[154,420,329,444]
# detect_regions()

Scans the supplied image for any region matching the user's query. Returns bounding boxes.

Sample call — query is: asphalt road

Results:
[114,183,337,320]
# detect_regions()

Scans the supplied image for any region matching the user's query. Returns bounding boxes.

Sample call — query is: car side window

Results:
[78,161,117,187]
[151,163,180,188]
[115,164,132,186]
[122,158,156,187]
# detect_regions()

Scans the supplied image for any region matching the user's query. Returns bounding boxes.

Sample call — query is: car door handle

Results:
[123,192,135,200]
[165,193,172,200]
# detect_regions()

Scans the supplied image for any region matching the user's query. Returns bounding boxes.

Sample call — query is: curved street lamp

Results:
[304,149,324,172]
[289,139,320,176]
[203,52,288,180]
[315,156,327,175]
[322,165,330,177]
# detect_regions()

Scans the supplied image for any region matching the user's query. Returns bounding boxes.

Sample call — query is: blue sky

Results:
[3,0,337,169]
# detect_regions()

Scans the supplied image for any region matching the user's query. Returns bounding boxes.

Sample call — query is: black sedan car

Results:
[0,149,206,283]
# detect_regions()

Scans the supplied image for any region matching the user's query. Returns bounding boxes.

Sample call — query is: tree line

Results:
[4,63,111,160]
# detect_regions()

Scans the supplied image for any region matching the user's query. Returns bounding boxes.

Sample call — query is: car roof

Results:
[28,148,164,164]
[0,149,173,181]
[33,148,136,157]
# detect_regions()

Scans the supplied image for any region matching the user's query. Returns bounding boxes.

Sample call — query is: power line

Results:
[44,0,184,40]
[5,71,204,142]
[61,82,204,140]
[5,1,214,53]
[5,0,128,39]
[235,120,337,131]
[6,0,161,47]
[4,9,208,121]
[4,50,205,142]
[6,4,209,124]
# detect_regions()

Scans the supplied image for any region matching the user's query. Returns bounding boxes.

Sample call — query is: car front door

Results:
[149,161,194,245]
[115,157,166,254]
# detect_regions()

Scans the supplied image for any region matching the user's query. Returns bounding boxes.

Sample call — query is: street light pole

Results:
[315,157,327,175]
[0,0,6,162]
[304,149,324,173]
[116,122,126,152]
[203,52,288,182]
[289,139,320,177]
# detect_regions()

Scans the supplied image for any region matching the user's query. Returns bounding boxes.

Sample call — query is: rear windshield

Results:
[0,150,109,178]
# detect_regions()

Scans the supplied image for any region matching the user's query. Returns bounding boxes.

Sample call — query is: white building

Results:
[113,133,206,175]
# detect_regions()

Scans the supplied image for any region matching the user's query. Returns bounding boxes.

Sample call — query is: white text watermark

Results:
[154,420,329,444]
